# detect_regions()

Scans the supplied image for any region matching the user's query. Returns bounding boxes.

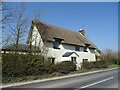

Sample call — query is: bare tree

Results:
[0,1,12,28]
[100,49,118,65]
[8,3,28,52]
[0,1,13,47]
[31,8,43,21]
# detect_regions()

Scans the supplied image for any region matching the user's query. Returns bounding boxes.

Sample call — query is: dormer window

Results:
[53,38,63,49]
[53,40,60,49]
[84,47,88,52]
[84,43,90,52]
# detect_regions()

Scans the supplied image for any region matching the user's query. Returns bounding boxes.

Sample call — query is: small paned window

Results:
[53,39,60,49]
[83,59,88,62]
[71,57,77,64]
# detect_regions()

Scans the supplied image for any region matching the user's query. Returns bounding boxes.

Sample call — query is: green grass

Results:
[108,64,119,68]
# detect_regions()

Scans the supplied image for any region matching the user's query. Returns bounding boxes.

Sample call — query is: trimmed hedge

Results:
[2,54,76,82]
[2,53,55,78]
[81,60,108,69]
[55,61,76,74]
[92,60,108,69]
[81,61,94,69]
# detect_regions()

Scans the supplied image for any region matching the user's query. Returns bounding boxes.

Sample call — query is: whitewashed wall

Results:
[45,42,96,68]
[31,26,44,51]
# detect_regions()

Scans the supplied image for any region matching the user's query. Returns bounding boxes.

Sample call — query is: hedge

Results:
[92,60,108,69]
[2,54,77,81]
[2,53,55,78]
[81,61,94,69]
[81,60,108,69]
[55,61,76,74]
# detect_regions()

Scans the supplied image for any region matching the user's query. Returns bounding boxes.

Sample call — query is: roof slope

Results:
[32,20,97,48]
[62,52,79,57]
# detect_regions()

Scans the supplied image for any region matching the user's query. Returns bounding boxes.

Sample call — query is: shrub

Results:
[92,60,108,69]
[2,53,56,78]
[81,61,94,69]
[55,61,76,74]
[100,49,118,65]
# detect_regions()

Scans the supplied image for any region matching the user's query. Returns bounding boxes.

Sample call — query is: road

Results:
[3,68,119,90]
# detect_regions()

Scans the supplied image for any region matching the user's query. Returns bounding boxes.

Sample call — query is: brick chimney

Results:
[96,49,101,54]
[79,29,85,36]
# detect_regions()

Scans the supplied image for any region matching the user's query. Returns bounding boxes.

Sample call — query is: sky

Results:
[5,2,118,51]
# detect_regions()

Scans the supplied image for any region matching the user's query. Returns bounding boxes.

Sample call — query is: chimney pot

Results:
[79,29,85,36]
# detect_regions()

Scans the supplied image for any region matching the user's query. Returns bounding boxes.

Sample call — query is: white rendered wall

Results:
[45,41,96,68]
[31,26,44,51]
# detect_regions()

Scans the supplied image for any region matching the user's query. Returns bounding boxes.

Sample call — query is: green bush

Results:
[2,53,55,78]
[116,57,120,65]
[81,61,94,69]
[92,60,108,69]
[55,61,76,74]
[81,60,109,69]
[2,54,77,81]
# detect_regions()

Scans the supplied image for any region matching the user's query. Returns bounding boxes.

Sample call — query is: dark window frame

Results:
[71,57,77,64]
[83,59,88,62]
[51,58,55,64]
[53,39,61,49]
[84,47,88,52]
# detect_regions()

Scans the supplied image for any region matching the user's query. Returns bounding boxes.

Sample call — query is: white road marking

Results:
[80,77,114,89]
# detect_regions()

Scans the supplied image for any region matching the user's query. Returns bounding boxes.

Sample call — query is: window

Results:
[83,59,88,62]
[84,47,88,52]
[51,58,55,64]
[53,40,60,49]
[80,47,84,52]
[75,46,85,52]
[71,57,77,64]
[89,48,95,53]
[75,46,80,51]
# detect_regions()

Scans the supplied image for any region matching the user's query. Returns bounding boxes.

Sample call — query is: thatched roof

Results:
[30,20,97,48]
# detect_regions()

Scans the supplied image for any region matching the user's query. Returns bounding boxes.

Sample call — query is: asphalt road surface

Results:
[3,68,119,90]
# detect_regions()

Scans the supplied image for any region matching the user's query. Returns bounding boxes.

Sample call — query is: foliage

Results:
[55,61,76,74]
[81,61,94,69]
[92,60,108,69]
[2,54,77,83]
[2,53,55,78]
[100,49,118,65]
[81,60,109,69]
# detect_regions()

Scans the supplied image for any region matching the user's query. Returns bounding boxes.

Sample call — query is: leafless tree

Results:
[100,49,118,65]
[0,1,12,28]
[0,1,13,48]
[8,3,28,52]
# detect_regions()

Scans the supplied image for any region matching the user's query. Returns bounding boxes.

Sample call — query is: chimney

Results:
[79,29,85,36]
[96,50,101,54]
